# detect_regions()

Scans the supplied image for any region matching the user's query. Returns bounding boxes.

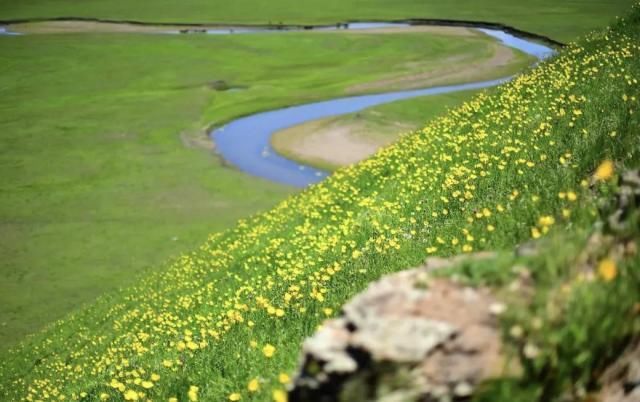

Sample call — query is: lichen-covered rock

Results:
[289,253,512,402]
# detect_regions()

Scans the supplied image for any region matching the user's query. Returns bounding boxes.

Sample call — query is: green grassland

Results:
[0,0,636,42]
[1,3,638,401]
[0,28,527,346]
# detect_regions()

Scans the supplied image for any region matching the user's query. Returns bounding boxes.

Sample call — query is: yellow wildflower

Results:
[278,373,290,384]
[598,258,617,282]
[248,378,260,392]
[531,227,541,239]
[594,160,615,181]
[538,216,555,227]
[273,390,288,402]
[263,344,276,358]
[188,385,199,401]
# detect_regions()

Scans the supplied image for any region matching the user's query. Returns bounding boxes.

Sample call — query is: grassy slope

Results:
[1,4,638,401]
[0,29,516,346]
[0,0,635,41]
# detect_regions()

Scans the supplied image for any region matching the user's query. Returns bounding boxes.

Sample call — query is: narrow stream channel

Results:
[211,27,554,187]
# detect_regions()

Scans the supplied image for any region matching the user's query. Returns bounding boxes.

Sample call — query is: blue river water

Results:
[165,22,412,35]
[0,26,21,35]
[212,28,554,187]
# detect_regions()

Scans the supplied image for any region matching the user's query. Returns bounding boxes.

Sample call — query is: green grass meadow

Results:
[0,29,526,346]
[0,3,638,400]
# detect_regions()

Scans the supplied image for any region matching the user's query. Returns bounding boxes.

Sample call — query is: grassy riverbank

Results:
[271,90,480,171]
[1,3,638,400]
[0,28,527,346]
[0,0,636,41]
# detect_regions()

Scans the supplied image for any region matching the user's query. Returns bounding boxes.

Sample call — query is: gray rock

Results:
[290,253,507,402]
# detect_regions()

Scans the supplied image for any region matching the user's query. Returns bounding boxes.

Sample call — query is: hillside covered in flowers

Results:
[1,3,639,401]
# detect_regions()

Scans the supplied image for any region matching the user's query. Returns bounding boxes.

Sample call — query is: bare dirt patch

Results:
[272,116,415,168]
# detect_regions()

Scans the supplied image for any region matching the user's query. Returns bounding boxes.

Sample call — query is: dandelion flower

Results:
[263,344,276,358]
[598,258,617,282]
[531,227,541,239]
[248,378,260,392]
[188,385,199,401]
[594,160,615,181]
[278,373,291,384]
[273,390,288,402]
[123,390,139,401]
[538,216,555,227]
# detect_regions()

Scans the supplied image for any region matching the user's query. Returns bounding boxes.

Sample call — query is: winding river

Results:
[0,22,554,187]
[212,27,554,187]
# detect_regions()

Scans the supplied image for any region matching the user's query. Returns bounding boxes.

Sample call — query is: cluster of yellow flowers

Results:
[1,8,638,402]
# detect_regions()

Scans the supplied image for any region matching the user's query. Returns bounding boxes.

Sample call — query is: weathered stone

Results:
[290,253,508,402]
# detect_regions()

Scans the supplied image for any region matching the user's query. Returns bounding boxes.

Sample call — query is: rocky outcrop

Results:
[289,252,517,402]
[289,169,640,401]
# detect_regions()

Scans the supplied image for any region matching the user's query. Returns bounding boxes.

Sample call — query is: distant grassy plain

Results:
[0,0,636,41]
[0,29,522,345]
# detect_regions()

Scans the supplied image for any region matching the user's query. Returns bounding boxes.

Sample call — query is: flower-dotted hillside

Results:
[1,4,639,401]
